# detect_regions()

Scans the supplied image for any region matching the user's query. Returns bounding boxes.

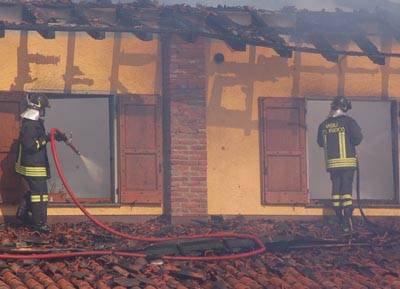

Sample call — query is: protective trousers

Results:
[30,193,48,228]
[16,190,31,224]
[330,169,354,222]
[22,177,48,229]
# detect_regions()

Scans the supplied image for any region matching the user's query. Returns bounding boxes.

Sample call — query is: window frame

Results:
[45,93,116,204]
[305,96,400,206]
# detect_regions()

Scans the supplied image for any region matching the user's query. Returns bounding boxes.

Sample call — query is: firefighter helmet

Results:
[27,93,50,110]
[330,96,351,112]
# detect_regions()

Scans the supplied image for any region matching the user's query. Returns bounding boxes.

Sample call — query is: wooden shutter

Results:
[259,97,308,204]
[0,93,24,204]
[118,94,163,204]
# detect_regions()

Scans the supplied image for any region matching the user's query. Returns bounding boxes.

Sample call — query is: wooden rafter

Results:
[206,13,246,51]
[352,34,385,65]
[160,9,200,43]
[70,6,105,40]
[116,6,153,41]
[22,4,55,39]
[0,1,396,63]
[310,34,339,63]
[0,21,4,38]
[250,10,292,58]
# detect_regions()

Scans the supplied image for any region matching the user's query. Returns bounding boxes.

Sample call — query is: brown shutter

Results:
[0,93,24,203]
[259,97,308,204]
[118,94,163,204]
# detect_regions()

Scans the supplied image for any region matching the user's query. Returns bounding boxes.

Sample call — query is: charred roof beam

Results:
[22,4,55,39]
[206,13,246,51]
[352,34,385,65]
[0,21,4,38]
[70,6,105,40]
[249,10,292,58]
[160,8,204,43]
[310,34,339,63]
[116,6,153,41]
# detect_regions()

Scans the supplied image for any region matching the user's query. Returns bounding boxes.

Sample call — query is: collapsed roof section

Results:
[0,0,400,64]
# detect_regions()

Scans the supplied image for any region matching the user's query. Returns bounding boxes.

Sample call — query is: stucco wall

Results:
[206,38,400,215]
[0,31,161,94]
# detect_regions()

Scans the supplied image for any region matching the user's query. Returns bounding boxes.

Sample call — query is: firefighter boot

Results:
[39,200,50,233]
[16,191,32,225]
[334,208,344,230]
[342,207,354,233]
[30,195,50,233]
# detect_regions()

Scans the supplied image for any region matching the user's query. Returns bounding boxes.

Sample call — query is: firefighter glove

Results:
[55,131,68,142]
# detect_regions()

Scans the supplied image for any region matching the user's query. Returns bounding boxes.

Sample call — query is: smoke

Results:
[157,0,400,12]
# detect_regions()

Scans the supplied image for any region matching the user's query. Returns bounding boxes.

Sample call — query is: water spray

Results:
[61,132,105,183]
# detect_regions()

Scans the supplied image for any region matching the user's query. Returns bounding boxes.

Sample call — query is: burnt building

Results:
[0,1,399,221]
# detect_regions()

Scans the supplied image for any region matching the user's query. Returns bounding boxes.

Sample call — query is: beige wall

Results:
[0,30,161,94]
[206,38,400,215]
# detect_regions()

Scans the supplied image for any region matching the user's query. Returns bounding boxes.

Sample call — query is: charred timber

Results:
[352,34,385,65]
[249,10,292,58]
[116,6,153,41]
[3,23,400,60]
[206,13,247,51]
[71,5,105,40]
[160,9,201,43]
[22,4,55,39]
[310,34,339,63]
[0,21,4,38]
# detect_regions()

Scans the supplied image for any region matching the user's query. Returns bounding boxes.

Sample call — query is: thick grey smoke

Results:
[158,0,400,12]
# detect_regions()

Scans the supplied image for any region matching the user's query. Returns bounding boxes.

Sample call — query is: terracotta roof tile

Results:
[0,218,398,288]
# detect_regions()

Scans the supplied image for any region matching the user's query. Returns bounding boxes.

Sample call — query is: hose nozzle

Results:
[50,128,81,156]
[65,139,81,156]
[64,132,80,155]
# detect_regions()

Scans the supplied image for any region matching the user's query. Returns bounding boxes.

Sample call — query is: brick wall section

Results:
[166,35,207,216]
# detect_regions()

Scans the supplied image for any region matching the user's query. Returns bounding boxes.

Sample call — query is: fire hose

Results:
[0,128,266,261]
[356,158,400,236]
[8,131,394,260]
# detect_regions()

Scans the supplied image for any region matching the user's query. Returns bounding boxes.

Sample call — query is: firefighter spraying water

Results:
[14,93,90,233]
[15,94,69,233]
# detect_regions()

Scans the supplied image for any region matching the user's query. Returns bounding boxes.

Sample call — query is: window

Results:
[46,95,114,202]
[307,99,398,202]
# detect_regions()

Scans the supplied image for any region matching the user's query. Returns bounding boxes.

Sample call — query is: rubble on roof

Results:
[0,217,400,288]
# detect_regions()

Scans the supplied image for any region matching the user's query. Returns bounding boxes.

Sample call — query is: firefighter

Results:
[317,96,363,232]
[15,93,67,233]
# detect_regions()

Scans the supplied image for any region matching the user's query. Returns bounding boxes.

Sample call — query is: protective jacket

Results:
[317,114,362,170]
[15,119,50,178]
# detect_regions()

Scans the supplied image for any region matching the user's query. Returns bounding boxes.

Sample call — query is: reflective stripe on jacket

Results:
[317,114,362,170]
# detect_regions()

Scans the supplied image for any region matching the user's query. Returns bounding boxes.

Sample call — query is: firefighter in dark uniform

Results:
[15,94,67,233]
[317,96,363,232]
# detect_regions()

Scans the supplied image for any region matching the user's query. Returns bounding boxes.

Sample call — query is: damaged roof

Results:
[0,218,400,288]
[0,1,400,64]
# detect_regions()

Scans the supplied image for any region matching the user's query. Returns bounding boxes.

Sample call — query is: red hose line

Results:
[0,128,265,261]
[0,251,146,260]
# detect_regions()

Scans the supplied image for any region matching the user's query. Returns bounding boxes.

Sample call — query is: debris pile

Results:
[0,217,399,289]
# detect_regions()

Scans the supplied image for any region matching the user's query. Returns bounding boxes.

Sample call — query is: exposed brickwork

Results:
[166,36,207,216]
